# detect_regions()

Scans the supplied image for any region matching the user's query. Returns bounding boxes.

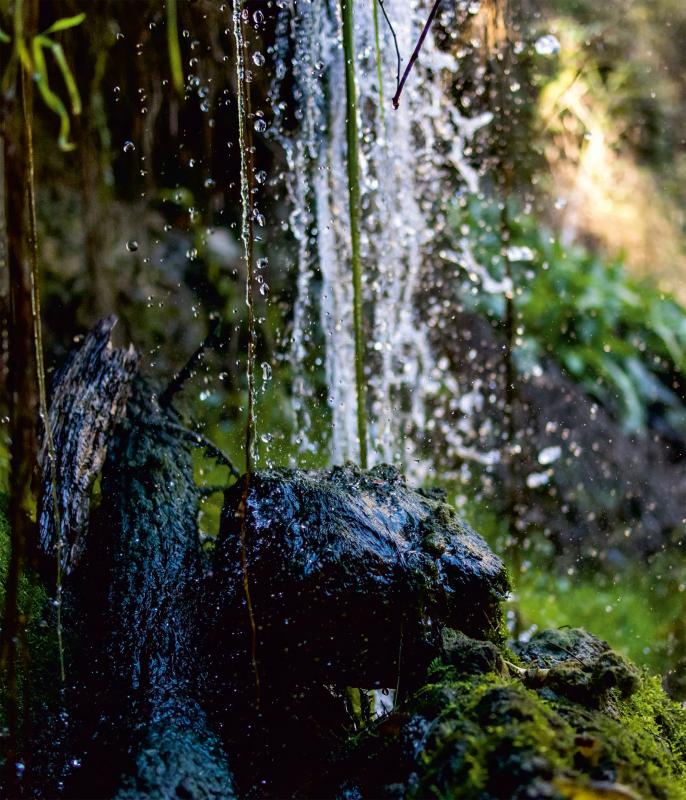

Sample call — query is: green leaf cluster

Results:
[1,10,85,151]
[450,198,686,432]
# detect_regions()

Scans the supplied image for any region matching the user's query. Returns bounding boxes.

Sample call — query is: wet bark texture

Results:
[26,320,235,799]
[38,316,138,574]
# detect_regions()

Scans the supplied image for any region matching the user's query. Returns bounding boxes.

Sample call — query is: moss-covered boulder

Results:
[324,629,686,800]
[211,463,509,689]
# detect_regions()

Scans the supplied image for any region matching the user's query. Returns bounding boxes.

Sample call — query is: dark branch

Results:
[159,316,223,407]
[378,0,401,92]
[162,421,241,479]
[392,0,442,110]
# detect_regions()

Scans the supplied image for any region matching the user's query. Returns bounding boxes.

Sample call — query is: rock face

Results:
[211,463,509,689]
[325,629,686,800]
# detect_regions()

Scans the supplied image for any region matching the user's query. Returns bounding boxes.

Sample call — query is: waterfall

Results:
[273,0,492,473]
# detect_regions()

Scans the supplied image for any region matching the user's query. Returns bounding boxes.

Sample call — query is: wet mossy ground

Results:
[325,629,686,800]
[2,467,686,798]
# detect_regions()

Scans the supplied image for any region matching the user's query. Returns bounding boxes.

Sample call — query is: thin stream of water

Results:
[232,1,260,702]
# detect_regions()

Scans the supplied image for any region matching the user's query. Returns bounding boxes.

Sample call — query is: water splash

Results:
[274,0,495,474]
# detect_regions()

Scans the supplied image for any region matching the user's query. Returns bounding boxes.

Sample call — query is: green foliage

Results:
[451,198,686,432]
[515,549,686,681]
[0,8,85,151]
[166,0,184,96]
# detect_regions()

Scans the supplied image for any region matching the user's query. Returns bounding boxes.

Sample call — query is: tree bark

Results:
[26,320,235,800]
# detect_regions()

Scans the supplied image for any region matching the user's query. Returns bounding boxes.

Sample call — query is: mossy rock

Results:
[325,629,686,800]
[211,463,508,689]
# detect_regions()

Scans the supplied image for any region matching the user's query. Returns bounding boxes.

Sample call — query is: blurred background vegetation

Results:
[2,0,686,699]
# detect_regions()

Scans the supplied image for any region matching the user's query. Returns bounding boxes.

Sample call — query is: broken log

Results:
[38,316,138,575]
[28,319,235,799]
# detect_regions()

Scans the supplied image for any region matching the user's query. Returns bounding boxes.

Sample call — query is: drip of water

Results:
[233,4,257,472]
[275,0,495,474]
[232,2,260,702]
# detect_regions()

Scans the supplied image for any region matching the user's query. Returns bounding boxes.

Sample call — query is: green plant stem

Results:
[340,0,368,469]
[166,0,184,96]
[372,0,385,126]
[22,56,65,683]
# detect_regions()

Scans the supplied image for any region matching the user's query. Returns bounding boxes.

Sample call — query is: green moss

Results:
[332,629,686,800]
[0,495,60,737]
[515,557,686,681]
[0,495,45,619]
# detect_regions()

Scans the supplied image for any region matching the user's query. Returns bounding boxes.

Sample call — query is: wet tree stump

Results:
[27,318,235,799]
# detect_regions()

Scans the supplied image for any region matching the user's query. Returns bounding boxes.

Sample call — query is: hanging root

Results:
[392,0,442,109]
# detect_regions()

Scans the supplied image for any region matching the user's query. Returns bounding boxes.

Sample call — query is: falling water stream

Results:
[273,0,496,475]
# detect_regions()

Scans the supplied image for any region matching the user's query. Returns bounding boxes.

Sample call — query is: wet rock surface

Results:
[322,629,686,800]
[211,463,509,688]
[206,463,508,797]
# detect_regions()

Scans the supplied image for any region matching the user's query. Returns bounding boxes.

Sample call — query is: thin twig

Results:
[159,317,222,407]
[162,422,241,479]
[372,0,385,124]
[392,0,442,110]
[378,0,401,94]
[198,484,231,497]
[340,0,369,468]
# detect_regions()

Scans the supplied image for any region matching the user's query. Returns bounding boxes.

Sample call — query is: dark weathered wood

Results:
[38,316,138,575]
[20,318,236,799]
[67,378,235,799]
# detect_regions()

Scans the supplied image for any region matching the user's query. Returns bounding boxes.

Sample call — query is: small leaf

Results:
[40,13,86,37]
[0,26,11,44]
[31,38,75,151]
[46,40,82,115]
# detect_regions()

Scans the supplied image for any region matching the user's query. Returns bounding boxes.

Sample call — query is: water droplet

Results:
[506,245,535,262]
[126,240,139,252]
[261,362,272,381]
[526,471,550,489]
[254,118,267,133]
[538,445,562,466]
[122,140,135,153]
[252,52,265,67]
[534,34,561,56]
